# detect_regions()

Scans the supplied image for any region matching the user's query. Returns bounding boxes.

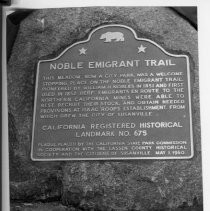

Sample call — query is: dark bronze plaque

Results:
[31,24,193,160]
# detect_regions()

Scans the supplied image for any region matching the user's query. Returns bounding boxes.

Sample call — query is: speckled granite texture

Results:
[8,7,202,211]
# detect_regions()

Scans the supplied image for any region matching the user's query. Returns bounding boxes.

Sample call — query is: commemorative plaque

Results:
[31,24,193,160]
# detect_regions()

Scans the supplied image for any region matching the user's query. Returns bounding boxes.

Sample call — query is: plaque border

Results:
[31,24,194,161]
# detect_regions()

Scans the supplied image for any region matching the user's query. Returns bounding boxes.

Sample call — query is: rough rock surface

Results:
[8,7,201,211]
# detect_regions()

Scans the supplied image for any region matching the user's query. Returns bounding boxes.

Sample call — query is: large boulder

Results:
[8,7,202,210]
